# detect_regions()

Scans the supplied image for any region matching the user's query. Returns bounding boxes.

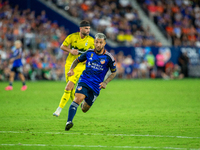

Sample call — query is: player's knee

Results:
[65,81,74,91]
[81,107,88,113]
[81,102,90,113]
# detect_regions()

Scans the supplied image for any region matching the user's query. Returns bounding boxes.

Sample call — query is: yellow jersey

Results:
[62,32,95,66]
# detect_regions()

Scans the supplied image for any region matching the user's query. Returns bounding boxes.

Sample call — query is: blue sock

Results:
[67,101,79,122]
[9,82,13,86]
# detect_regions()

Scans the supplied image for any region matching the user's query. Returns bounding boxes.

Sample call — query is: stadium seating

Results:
[0,1,67,80]
[137,0,200,47]
[49,0,158,47]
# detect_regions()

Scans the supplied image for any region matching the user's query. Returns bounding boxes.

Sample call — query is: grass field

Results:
[0,79,200,150]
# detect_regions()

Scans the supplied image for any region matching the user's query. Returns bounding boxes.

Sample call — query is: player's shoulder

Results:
[87,35,94,41]
[105,50,115,61]
[85,49,95,53]
[67,32,79,38]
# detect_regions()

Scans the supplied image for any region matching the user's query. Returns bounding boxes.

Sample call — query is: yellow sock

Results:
[59,90,71,108]
[70,89,75,101]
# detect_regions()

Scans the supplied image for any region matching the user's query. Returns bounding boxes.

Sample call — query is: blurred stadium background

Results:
[0,0,200,82]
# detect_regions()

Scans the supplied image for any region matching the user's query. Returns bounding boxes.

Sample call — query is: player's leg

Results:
[65,93,86,131]
[53,66,82,117]
[53,81,74,117]
[18,70,27,91]
[81,89,98,113]
[5,70,15,90]
[59,81,74,107]
[81,100,91,113]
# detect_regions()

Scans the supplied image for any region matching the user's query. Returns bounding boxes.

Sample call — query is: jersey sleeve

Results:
[108,57,117,73]
[62,34,72,47]
[77,51,87,62]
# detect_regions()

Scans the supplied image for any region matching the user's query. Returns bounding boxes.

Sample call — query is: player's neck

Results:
[96,48,105,55]
[80,32,86,39]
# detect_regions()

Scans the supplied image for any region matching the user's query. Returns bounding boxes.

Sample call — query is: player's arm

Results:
[10,50,21,63]
[99,57,117,89]
[61,34,79,55]
[67,52,87,76]
[60,44,78,55]
[99,72,116,89]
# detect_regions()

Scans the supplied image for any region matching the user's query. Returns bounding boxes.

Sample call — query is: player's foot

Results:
[53,107,62,117]
[53,111,60,117]
[5,86,13,91]
[21,85,27,91]
[65,121,73,131]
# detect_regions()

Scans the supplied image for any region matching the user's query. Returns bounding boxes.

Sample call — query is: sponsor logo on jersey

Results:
[89,53,93,60]
[100,59,105,64]
[77,86,82,91]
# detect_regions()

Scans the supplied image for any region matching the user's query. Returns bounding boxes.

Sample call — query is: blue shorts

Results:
[75,82,98,106]
[11,66,23,73]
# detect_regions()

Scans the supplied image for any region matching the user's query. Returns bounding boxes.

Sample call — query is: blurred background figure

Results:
[5,40,27,91]
[178,52,189,78]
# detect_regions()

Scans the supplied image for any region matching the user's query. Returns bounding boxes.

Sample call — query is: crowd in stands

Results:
[0,0,68,81]
[137,0,200,47]
[50,0,160,47]
[0,0,189,82]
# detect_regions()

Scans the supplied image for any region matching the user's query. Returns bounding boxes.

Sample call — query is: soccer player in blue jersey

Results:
[5,40,27,91]
[65,33,117,131]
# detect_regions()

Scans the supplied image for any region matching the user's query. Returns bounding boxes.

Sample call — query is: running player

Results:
[5,40,27,91]
[65,33,117,131]
[53,20,94,117]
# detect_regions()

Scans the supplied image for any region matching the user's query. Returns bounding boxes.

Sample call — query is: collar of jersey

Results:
[94,49,106,55]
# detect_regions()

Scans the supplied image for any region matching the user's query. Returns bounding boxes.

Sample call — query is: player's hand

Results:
[99,82,107,89]
[71,49,79,55]
[67,69,74,77]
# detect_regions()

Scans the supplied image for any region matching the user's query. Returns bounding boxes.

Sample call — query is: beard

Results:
[96,47,103,53]
[82,32,89,36]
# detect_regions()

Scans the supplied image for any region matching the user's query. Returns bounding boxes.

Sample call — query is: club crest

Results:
[77,86,82,91]
[100,59,105,64]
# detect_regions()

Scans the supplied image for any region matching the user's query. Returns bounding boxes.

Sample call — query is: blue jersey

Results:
[77,49,116,95]
[12,47,23,67]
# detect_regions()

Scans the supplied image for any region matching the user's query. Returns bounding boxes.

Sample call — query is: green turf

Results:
[0,79,200,150]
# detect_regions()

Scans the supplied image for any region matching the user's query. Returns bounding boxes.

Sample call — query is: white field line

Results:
[0,144,199,150]
[0,131,200,139]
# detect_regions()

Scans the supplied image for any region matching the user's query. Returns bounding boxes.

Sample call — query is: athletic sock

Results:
[70,89,75,101]
[9,82,13,86]
[22,82,26,86]
[59,90,71,108]
[67,101,79,122]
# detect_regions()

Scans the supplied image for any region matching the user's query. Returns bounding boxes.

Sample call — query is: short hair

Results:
[95,33,106,41]
[14,40,22,45]
[80,20,90,27]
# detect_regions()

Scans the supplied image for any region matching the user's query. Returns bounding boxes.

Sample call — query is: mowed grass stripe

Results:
[0,143,199,150]
[0,131,200,139]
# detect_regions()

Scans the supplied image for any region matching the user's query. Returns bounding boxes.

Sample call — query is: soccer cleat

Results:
[53,111,60,117]
[65,121,73,131]
[21,85,27,91]
[5,86,13,91]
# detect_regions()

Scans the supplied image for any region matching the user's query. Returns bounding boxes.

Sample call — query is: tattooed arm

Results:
[99,72,117,89]
[67,59,79,76]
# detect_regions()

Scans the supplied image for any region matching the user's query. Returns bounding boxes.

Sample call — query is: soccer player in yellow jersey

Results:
[53,20,95,117]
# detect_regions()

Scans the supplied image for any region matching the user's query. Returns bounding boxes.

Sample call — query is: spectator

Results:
[139,60,148,78]
[178,52,189,77]
[156,50,165,78]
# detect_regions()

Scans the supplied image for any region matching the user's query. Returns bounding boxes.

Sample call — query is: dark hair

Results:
[80,20,90,27]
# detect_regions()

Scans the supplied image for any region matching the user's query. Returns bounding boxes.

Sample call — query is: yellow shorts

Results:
[65,63,85,84]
